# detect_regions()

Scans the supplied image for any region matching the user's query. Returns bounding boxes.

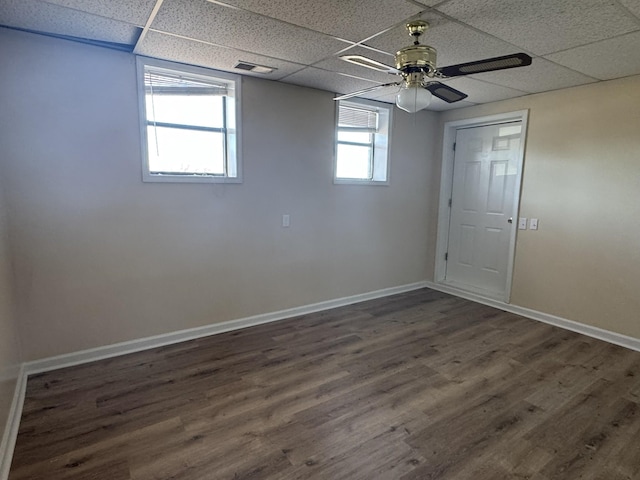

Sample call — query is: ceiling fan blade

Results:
[334,82,401,101]
[436,53,532,78]
[339,55,400,75]
[425,82,468,103]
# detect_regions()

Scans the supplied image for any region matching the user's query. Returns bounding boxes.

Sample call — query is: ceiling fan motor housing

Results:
[395,45,437,74]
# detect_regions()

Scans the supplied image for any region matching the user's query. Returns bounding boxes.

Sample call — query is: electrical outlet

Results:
[282,214,290,228]
[518,217,527,230]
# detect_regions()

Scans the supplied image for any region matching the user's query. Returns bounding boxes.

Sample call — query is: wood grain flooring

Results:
[9,288,640,479]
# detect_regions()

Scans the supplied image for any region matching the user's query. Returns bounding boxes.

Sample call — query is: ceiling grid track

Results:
[133,0,165,54]
[1,0,639,110]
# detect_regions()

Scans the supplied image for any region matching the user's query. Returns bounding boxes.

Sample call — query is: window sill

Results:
[333,178,389,186]
[142,173,242,184]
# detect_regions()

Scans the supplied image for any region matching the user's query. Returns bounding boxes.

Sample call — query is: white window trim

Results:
[334,97,392,186]
[136,56,242,184]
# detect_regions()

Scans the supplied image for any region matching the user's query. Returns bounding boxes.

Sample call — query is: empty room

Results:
[1,0,640,478]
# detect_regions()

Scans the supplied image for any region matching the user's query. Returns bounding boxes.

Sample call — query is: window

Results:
[335,98,391,184]
[137,57,241,183]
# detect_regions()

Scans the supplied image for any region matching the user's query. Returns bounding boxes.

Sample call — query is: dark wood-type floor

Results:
[9,288,640,479]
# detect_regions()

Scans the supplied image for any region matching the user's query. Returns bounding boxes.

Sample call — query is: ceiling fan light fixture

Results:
[335,21,532,110]
[396,83,432,113]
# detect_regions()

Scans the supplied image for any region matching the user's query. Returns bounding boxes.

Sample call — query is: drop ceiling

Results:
[2,0,640,111]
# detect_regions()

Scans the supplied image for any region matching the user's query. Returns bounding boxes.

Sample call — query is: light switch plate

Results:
[530,218,538,230]
[518,217,527,230]
[282,214,290,227]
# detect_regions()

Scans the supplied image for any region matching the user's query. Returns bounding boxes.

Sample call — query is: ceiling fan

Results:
[334,21,532,112]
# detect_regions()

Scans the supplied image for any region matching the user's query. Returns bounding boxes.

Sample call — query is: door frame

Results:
[434,110,529,303]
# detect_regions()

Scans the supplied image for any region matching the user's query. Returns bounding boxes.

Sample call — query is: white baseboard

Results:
[0,365,27,480]
[24,280,640,375]
[425,281,640,352]
[25,281,430,375]
[3,280,640,479]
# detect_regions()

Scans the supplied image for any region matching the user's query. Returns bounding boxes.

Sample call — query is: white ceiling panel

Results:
[0,0,140,45]
[441,77,528,104]
[151,0,351,65]
[436,0,640,55]
[469,57,596,94]
[41,0,158,26]
[313,46,397,84]
[421,21,533,68]
[618,0,640,18]
[281,67,379,96]
[368,15,532,70]
[363,10,449,55]
[213,0,424,42]
[138,31,305,80]
[545,31,640,81]
[3,0,639,110]
[427,99,477,111]
[411,0,446,6]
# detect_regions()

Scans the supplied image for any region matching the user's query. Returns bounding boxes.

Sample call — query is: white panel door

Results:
[445,121,522,298]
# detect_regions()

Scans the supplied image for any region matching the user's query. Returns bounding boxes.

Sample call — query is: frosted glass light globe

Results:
[396,86,432,113]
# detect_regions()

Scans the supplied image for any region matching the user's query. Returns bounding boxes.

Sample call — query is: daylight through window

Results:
[335,99,391,184]
[137,58,241,183]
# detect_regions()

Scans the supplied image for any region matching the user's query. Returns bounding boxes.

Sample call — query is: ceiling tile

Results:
[0,0,140,44]
[138,31,305,80]
[618,0,640,18]
[151,0,351,65]
[469,57,596,94]
[40,0,157,26]
[213,0,424,42]
[280,67,379,96]
[410,0,445,6]
[436,0,640,55]
[313,46,398,84]
[427,99,477,111]
[423,22,534,67]
[4,0,639,108]
[545,31,640,81]
[368,15,533,70]
[441,77,528,103]
[364,10,449,55]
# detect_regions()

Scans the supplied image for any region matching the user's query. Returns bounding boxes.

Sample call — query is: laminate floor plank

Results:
[10,417,184,480]
[9,288,640,479]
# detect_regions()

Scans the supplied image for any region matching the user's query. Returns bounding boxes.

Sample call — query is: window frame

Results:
[334,98,392,186]
[136,56,242,184]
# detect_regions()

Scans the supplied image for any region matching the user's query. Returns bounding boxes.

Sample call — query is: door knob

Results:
[508,217,513,224]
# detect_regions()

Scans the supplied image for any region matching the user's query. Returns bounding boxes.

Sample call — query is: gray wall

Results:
[0,28,440,360]
[0,178,21,449]
[2,24,640,443]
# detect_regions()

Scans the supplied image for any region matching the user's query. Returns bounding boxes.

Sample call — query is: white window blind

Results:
[334,98,391,184]
[137,57,241,183]
[338,105,379,132]
[144,69,229,96]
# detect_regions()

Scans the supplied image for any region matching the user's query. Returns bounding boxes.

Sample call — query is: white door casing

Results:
[446,122,521,296]
[435,111,528,302]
